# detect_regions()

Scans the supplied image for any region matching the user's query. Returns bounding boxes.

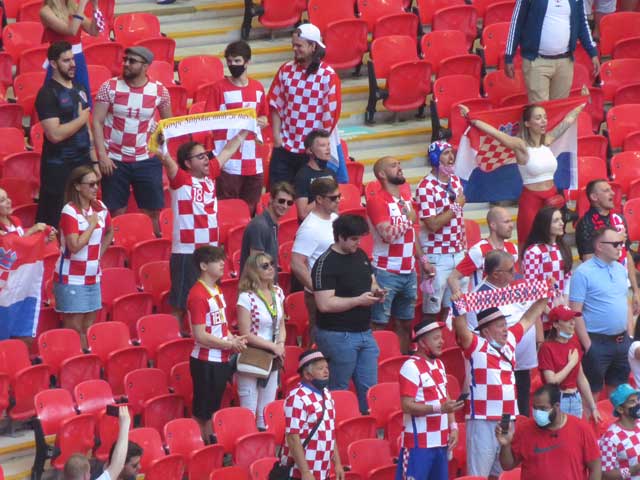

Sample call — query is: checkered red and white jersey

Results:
[456,239,519,290]
[281,384,336,480]
[415,173,465,254]
[463,323,524,420]
[367,188,415,274]
[399,355,450,448]
[206,78,268,176]
[522,243,571,307]
[267,61,339,154]
[95,77,170,163]
[600,421,640,478]
[187,280,230,363]
[169,165,221,254]
[55,201,111,285]
[0,216,24,236]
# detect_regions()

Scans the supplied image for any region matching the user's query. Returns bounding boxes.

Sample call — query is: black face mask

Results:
[628,404,640,419]
[228,64,246,78]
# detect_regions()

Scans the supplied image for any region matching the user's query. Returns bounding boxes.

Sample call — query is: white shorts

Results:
[466,419,504,477]
[422,251,467,314]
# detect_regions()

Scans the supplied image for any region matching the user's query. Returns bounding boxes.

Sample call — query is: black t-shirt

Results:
[312,247,372,332]
[293,164,336,202]
[575,207,631,258]
[35,79,92,193]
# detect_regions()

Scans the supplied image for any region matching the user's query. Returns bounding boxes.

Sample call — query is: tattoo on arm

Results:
[548,119,571,144]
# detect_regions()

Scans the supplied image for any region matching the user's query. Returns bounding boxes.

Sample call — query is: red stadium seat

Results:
[347,438,394,479]
[131,239,171,284]
[84,41,123,76]
[282,345,304,381]
[614,82,640,106]
[481,22,510,68]
[11,203,37,229]
[432,5,478,51]
[357,0,406,31]
[600,59,640,102]
[30,121,44,152]
[600,11,640,56]
[2,22,44,63]
[167,85,188,117]
[0,103,28,131]
[332,390,378,464]
[0,52,10,91]
[17,0,41,21]
[498,468,522,480]
[338,183,362,211]
[449,98,493,147]
[100,245,128,268]
[367,382,401,431]
[438,54,483,81]
[135,36,176,66]
[483,0,515,25]
[441,346,466,388]
[129,427,185,478]
[113,13,161,46]
[420,30,468,76]
[178,56,225,99]
[612,36,640,60]
[169,362,193,416]
[264,399,286,445]
[212,406,258,455]
[137,313,192,373]
[323,19,369,72]
[210,466,250,480]
[372,330,402,361]
[432,74,481,121]
[101,267,153,330]
[234,432,276,468]
[250,457,279,480]
[147,60,176,86]
[607,104,640,150]
[284,292,310,347]
[465,218,482,247]
[88,64,112,99]
[73,379,115,417]
[378,355,409,383]
[0,178,35,209]
[125,368,183,432]
[219,277,239,328]
[346,160,365,194]
[277,217,298,246]
[2,151,40,181]
[611,151,640,196]
[483,69,527,106]
[0,127,27,161]
[624,130,640,151]
[416,0,466,25]
[17,45,48,75]
[279,240,293,274]
[578,135,608,161]
[218,198,251,244]
[307,0,356,33]
[165,418,225,480]
[112,213,155,255]
[373,13,420,40]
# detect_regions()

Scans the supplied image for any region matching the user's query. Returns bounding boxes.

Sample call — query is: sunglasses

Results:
[122,56,146,65]
[187,152,208,161]
[80,181,100,188]
[601,241,624,248]
[259,261,274,270]
[323,194,342,202]
[276,198,294,206]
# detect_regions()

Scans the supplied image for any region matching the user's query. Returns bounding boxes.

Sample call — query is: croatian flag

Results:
[456,97,584,202]
[328,125,349,184]
[0,232,47,339]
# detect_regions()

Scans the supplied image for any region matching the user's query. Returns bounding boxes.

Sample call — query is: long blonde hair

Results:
[44,0,78,21]
[238,253,274,293]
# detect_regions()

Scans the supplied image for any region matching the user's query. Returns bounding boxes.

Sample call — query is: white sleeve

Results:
[237,292,252,311]
[292,221,318,257]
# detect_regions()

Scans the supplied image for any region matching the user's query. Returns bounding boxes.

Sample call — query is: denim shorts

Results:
[560,391,583,419]
[423,251,466,314]
[54,282,102,313]
[371,268,417,325]
[100,157,164,211]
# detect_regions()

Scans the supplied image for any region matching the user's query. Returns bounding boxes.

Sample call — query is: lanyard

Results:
[198,280,226,314]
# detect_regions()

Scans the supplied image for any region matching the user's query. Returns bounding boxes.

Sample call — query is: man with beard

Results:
[35,41,96,227]
[267,23,339,186]
[93,46,172,237]
[205,40,269,216]
[293,129,336,221]
[367,156,426,354]
[497,384,600,479]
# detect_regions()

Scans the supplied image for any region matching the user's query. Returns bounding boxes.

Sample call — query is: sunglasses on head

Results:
[601,241,624,248]
[276,198,294,206]
[259,261,274,270]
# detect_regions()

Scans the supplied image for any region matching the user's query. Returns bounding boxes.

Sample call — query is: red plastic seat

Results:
[84,41,123,76]
[218,198,251,245]
[167,85,188,117]
[483,0,515,25]
[135,36,176,66]
[614,82,640,106]
[432,74,481,120]
[0,339,50,421]
[481,22,510,68]
[0,52,11,91]
[284,292,310,347]
[112,213,155,255]
[307,0,356,33]
[73,379,116,416]
[10,203,37,229]
[624,130,640,151]
[178,56,225,99]
[30,121,44,152]
[124,367,170,415]
[438,54,483,82]
[263,399,286,445]
[607,104,640,150]
[578,135,608,161]
[219,278,239,328]
[432,5,478,50]
[250,457,279,480]
[600,59,640,103]
[372,330,402,361]
[224,225,246,259]
[612,36,640,60]
[2,22,44,63]
[256,0,304,29]
[449,98,493,147]
[483,69,527,106]
[440,346,466,388]
[148,60,176,86]
[17,0,42,21]
[378,355,409,383]
[101,266,153,329]
[17,45,48,75]
[13,71,45,118]
[347,438,394,479]
[137,313,192,368]
[169,362,193,415]
[367,382,401,431]
[101,245,128,269]
[374,13,420,40]
[87,64,112,98]
[600,11,640,56]
[129,427,185,477]
[210,466,250,480]
[357,0,406,31]
[0,103,23,130]
[2,151,40,181]
[0,127,27,162]
[138,261,171,310]
[165,418,224,480]
[113,13,161,46]
[611,151,640,196]
[235,431,276,468]
[323,19,369,71]
[0,178,35,210]
[420,30,468,77]
[332,390,378,465]
[131,239,171,283]
[624,198,640,242]
[212,406,258,455]
[416,0,466,25]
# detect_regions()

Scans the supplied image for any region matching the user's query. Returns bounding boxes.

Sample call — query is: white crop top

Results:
[517,145,557,185]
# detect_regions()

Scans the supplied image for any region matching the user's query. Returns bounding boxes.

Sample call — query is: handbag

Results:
[268,391,327,480]
[236,346,274,379]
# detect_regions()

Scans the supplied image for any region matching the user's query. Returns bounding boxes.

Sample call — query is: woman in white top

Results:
[458,101,585,250]
[236,252,286,429]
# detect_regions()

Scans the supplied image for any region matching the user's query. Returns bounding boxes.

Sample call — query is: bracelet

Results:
[73,14,84,20]
[620,467,631,479]
[449,422,458,431]
[432,403,442,414]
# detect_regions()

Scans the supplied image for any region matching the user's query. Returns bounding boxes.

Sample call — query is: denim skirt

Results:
[54,282,102,313]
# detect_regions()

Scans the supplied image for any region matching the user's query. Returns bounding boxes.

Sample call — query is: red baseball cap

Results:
[548,305,582,323]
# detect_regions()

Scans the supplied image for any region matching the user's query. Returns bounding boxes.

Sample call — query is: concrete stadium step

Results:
[0,429,36,480]
[115,0,244,18]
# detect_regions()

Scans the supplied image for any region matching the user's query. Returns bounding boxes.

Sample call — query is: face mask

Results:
[558,330,573,340]
[489,338,502,351]
[311,378,329,391]
[628,404,640,419]
[228,64,246,78]
[439,164,456,176]
[533,408,552,427]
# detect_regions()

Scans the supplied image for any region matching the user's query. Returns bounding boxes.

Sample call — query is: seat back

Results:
[17,45,48,74]
[0,127,27,159]
[142,394,184,433]
[84,41,123,76]
[101,267,138,306]
[135,36,176,65]
[34,388,77,435]
[372,331,402,361]
[128,427,166,472]
[147,60,176,86]
[357,0,405,32]
[601,59,640,102]
[87,322,132,364]
[416,0,466,25]
[484,0,515,25]
[17,0,42,21]
[607,104,640,149]
[367,382,401,429]
[259,0,304,28]
[178,55,224,99]
[347,438,394,477]
[464,218,482,248]
[104,347,148,396]
[38,328,83,376]
[263,399,286,445]
[378,355,409,383]
[439,54,483,80]
[210,466,250,480]
[624,130,640,152]
[600,11,640,56]
[612,35,640,60]
[480,21,510,67]
[74,379,115,416]
[611,151,640,196]
[250,457,280,480]
[483,69,526,106]
[87,64,112,98]
[432,74,480,119]
[212,406,258,454]
[432,5,478,50]
[373,12,420,40]
[440,346,466,387]
[113,13,161,46]
[308,0,356,33]
[0,103,23,130]
[370,35,418,80]
[169,361,193,410]
[2,22,44,62]
[331,390,361,425]
[164,417,204,456]
[385,60,432,111]
[323,19,369,71]
[218,198,251,244]
[3,151,39,181]
[614,82,640,106]
[124,368,169,414]
[112,213,155,254]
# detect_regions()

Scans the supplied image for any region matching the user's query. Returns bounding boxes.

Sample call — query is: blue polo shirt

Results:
[569,256,628,335]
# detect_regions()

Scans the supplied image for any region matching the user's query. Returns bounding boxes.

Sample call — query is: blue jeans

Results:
[371,268,417,325]
[560,391,583,419]
[314,328,379,414]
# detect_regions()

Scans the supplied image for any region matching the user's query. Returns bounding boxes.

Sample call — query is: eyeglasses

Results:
[323,194,342,202]
[122,56,146,65]
[187,152,208,161]
[80,181,99,188]
[259,261,274,270]
[601,241,624,248]
[276,198,294,206]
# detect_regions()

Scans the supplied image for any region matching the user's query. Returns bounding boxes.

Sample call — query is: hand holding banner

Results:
[453,279,554,315]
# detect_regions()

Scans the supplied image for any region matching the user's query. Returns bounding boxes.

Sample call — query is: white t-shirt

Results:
[629,341,640,388]
[292,211,338,271]
[96,471,111,480]
[539,0,571,55]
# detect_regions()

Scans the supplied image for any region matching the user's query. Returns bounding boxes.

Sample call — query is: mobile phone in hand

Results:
[456,393,469,402]
[500,413,511,434]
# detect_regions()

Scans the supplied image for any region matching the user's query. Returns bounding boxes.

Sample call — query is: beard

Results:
[388,175,406,185]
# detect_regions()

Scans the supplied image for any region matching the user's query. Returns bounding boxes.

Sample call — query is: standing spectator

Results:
[236,252,286,429]
[290,177,340,342]
[293,129,336,221]
[629,320,640,389]
[268,24,340,186]
[415,140,465,322]
[448,206,518,299]
[368,156,423,354]
[538,305,601,421]
[205,40,269,216]
[40,0,100,101]
[522,206,573,321]
[54,165,113,349]
[570,227,631,396]
[280,349,344,480]
[453,296,548,477]
[397,321,464,480]
[239,181,295,278]
[158,134,248,331]
[575,179,640,311]
[93,46,172,237]
[312,215,382,414]
[36,41,96,228]
[458,102,585,252]
[600,383,640,479]
[504,0,599,102]
[187,245,247,441]
[496,384,601,479]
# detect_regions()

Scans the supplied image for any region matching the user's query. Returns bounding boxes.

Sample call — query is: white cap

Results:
[296,23,325,49]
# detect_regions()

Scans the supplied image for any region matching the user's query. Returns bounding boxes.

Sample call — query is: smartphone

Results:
[500,413,511,434]
[373,289,385,298]
[106,404,120,417]
[456,393,469,402]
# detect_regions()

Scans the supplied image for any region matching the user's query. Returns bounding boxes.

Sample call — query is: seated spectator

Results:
[538,306,601,421]
[600,383,640,479]
[54,165,113,349]
[236,252,286,429]
[293,129,336,221]
[496,384,601,479]
[187,246,247,440]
